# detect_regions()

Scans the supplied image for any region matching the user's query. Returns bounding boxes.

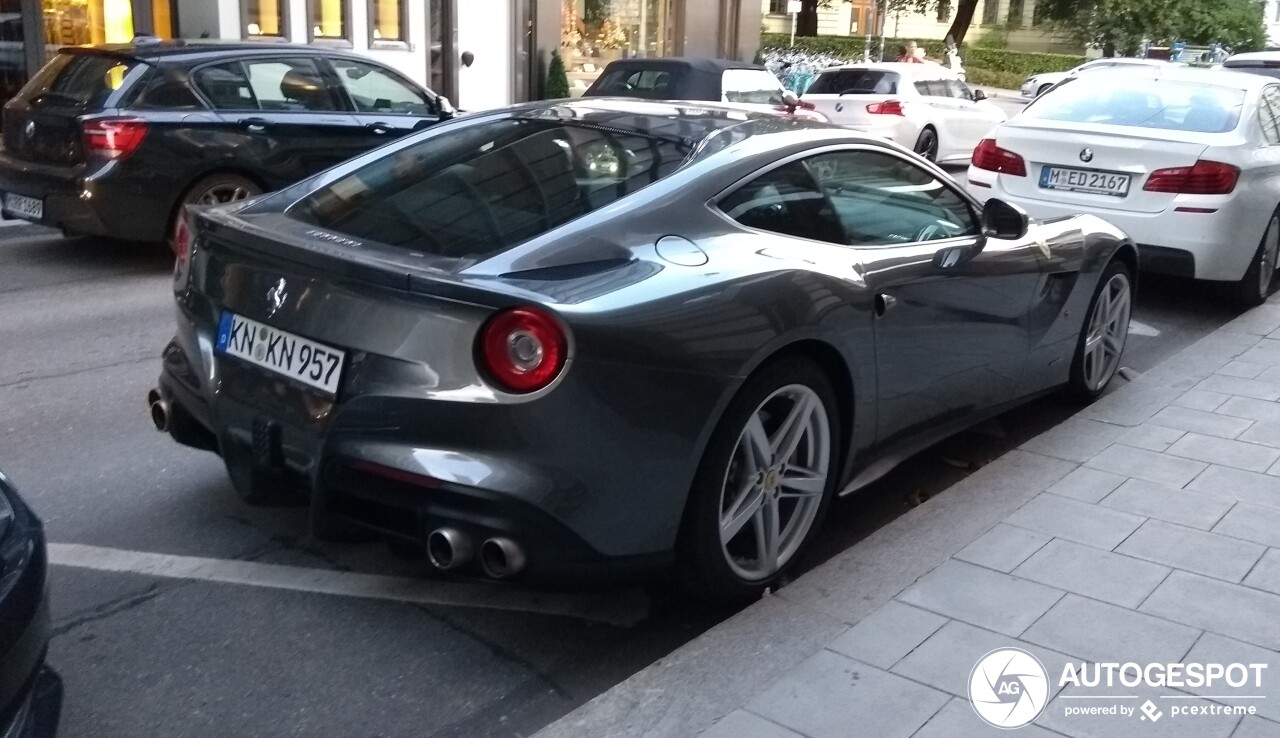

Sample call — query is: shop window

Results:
[561,0,677,93]
[368,0,406,42]
[242,0,287,37]
[308,0,348,41]
[42,0,135,47]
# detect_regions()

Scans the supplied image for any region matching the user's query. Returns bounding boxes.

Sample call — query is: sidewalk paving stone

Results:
[747,650,949,738]
[826,600,947,670]
[1164,434,1280,474]
[1085,445,1207,487]
[1219,362,1268,379]
[1226,305,1280,337]
[1188,466,1280,510]
[1175,389,1232,412]
[1240,421,1280,449]
[1182,633,1280,724]
[1116,520,1265,583]
[1241,548,1280,596]
[1100,478,1233,530]
[1197,375,1280,402]
[891,619,1075,701]
[1149,407,1254,440]
[910,698,1066,738]
[898,560,1064,637]
[1236,338,1280,367]
[1021,594,1200,666]
[955,523,1051,573]
[1116,424,1186,452]
[698,711,803,738]
[1213,504,1280,548]
[1046,467,1126,504]
[1215,396,1280,425]
[1141,570,1280,650]
[1012,539,1170,608]
[1004,493,1145,550]
[1020,418,1127,463]
[1234,717,1280,738]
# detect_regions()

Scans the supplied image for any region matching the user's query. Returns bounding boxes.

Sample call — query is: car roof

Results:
[595,56,770,74]
[1083,64,1271,91]
[1225,50,1280,63]
[59,40,371,64]
[816,61,958,78]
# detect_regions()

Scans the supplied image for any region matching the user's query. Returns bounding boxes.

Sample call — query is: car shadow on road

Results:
[0,229,172,293]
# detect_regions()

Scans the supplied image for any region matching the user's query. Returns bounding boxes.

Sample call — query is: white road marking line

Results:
[1129,319,1160,337]
[48,543,649,627]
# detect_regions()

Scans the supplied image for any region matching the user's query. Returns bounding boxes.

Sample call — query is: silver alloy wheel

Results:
[1258,216,1279,297]
[196,184,254,205]
[718,384,831,581]
[1082,271,1132,392]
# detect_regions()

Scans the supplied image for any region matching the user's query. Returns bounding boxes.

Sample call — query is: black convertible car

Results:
[151,99,1134,601]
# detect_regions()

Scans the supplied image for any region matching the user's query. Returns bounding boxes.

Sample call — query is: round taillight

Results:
[173,217,191,262]
[478,307,568,394]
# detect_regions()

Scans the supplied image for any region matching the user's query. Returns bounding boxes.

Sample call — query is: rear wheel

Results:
[1066,260,1132,402]
[914,127,939,162]
[1232,212,1280,309]
[677,358,840,603]
[169,173,261,252]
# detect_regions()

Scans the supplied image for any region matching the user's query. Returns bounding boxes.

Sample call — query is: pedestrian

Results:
[897,42,923,63]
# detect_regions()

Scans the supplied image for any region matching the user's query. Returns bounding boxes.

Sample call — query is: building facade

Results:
[760,0,1079,54]
[0,0,761,110]
[1268,0,1280,46]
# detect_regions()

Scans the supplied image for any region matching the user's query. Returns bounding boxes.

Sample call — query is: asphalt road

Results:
[0,182,1241,738]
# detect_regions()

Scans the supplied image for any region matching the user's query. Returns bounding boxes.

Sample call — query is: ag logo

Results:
[969,648,1049,729]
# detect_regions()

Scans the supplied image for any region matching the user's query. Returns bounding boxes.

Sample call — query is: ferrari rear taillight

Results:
[971,138,1027,177]
[172,213,193,289]
[1143,160,1239,195]
[82,118,149,160]
[478,307,569,394]
[865,100,904,116]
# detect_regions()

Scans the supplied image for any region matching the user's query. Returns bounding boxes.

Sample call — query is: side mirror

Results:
[780,89,800,110]
[982,198,1030,240]
[972,88,987,101]
[438,96,455,117]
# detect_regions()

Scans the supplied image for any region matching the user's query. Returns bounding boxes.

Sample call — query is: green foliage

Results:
[1035,0,1266,54]
[545,50,570,99]
[965,67,1028,89]
[973,23,1012,49]
[759,33,1084,75]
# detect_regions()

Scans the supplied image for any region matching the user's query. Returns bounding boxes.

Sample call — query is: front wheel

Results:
[1232,212,1280,309]
[1066,261,1132,403]
[677,358,841,603]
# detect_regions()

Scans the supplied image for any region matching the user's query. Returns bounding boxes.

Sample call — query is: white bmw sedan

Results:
[968,67,1280,306]
[802,63,1006,163]
[1020,57,1174,99]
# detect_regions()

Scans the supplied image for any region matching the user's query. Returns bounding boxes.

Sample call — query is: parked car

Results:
[801,62,1006,163]
[1021,57,1174,99]
[1221,50,1280,80]
[0,470,61,738]
[0,41,453,248]
[150,98,1135,601]
[581,56,827,121]
[968,67,1279,306]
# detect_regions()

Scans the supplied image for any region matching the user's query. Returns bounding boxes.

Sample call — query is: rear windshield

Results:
[589,68,675,98]
[721,69,784,104]
[1022,79,1245,133]
[19,52,144,108]
[288,117,692,259]
[806,69,899,95]
[1223,62,1280,81]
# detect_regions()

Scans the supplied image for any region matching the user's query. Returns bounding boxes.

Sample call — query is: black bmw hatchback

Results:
[0,41,452,247]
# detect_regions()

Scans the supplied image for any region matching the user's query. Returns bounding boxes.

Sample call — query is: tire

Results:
[1231,211,1280,309]
[677,357,842,603]
[913,127,939,162]
[168,173,261,253]
[1065,260,1133,403]
[1037,84,1052,97]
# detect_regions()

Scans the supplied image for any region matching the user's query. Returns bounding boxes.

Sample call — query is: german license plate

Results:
[215,312,346,396]
[2,192,42,220]
[1039,166,1131,197]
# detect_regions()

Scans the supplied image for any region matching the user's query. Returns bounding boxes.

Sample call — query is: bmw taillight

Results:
[865,100,904,116]
[82,118,149,160]
[478,307,569,394]
[1143,160,1239,195]
[972,138,1027,177]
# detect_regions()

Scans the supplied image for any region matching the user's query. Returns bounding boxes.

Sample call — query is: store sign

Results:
[787,0,802,13]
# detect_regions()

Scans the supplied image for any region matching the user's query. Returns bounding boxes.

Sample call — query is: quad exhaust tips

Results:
[426,528,473,571]
[147,388,170,433]
[479,537,526,579]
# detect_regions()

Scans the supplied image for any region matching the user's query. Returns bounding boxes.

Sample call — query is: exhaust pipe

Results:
[147,388,170,433]
[479,537,526,579]
[426,528,473,571]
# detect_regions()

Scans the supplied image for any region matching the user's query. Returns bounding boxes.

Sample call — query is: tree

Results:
[545,51,570,99]
[945,0,980,45]
[1035,0,1266,55]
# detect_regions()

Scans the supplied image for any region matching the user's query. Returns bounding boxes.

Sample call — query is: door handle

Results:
[366,122,390,134]
[241,117,270,132]
[875,293,897,317]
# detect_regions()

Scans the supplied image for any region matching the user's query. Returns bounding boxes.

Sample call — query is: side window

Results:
[1261,87,1280,144]
[719,161,846,244]
[194,62,257,109]
[807,150,979,245]
[329,58,436,115]
[945,79,972,100]
[195,58,340,111]
[132,69,206,110]
[721,69,784,104]
[913,80,937,96]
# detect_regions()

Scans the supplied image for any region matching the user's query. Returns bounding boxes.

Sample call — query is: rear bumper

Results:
[966,166,1263,281]
[0,153,166,241]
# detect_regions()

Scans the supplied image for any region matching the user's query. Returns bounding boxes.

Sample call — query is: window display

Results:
[560,0,678,96]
